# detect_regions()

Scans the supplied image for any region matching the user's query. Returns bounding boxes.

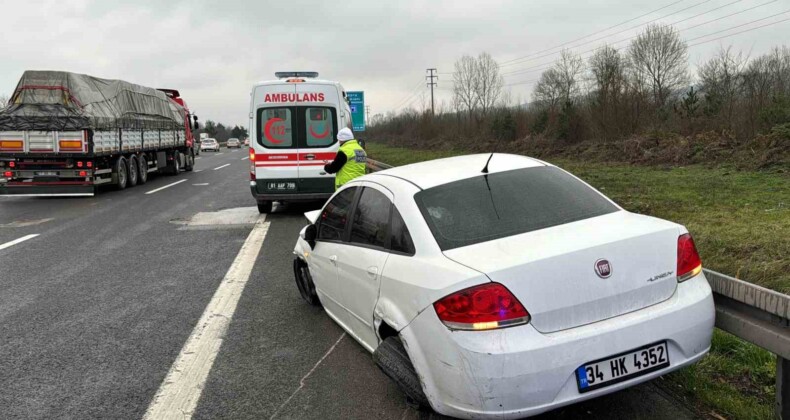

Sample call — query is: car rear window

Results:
[414,166,619,250]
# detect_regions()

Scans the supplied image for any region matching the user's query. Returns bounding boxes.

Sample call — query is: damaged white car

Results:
[292,153,714,419]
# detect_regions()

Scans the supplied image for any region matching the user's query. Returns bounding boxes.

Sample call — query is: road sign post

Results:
[347,91,365,132]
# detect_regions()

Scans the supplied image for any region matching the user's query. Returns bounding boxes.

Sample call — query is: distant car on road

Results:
[200,138,220,152]
[227,138,241,148]
[292,153,715,419]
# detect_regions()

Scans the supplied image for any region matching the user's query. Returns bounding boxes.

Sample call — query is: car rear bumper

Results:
[399,273,715,419]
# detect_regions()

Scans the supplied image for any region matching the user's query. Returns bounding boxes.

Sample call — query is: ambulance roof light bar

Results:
[275,72,319,79]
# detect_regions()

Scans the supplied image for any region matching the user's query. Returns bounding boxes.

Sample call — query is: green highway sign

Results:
[347,91,365,132]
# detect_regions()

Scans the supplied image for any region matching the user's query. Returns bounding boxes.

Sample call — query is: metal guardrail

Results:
[366,159,790,419]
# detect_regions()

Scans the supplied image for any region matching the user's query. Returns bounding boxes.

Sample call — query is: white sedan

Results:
[200,138,220,152]
[293,153,714,419]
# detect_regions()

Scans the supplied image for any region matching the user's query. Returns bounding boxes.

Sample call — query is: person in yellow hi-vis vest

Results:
[323,127,367,190]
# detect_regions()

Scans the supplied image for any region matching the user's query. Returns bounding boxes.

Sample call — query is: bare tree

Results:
[555,50,584,104]
[475,52,504,117]
[532,68,563,111]
[698,46,748,128]
[452,55,478,120]
[0,94,9,110]
[588,45,627,139]
[628,24,688,108]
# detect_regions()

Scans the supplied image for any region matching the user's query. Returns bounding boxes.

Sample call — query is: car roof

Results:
[370,153,549,190]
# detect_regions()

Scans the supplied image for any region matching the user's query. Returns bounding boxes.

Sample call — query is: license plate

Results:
[267,182,296,191]
[36,171,57,176]
[576,341,669,393]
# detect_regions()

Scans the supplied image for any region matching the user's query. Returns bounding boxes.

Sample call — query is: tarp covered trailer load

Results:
[0,71,198,196]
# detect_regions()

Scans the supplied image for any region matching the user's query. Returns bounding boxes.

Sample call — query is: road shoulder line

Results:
[143,216,269,419]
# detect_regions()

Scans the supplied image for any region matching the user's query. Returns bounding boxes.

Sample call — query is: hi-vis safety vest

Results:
[335,140,367,189]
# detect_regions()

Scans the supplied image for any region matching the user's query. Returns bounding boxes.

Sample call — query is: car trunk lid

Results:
[442,212,680,333]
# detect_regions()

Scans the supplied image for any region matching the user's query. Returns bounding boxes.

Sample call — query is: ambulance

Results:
[248,72,352,213]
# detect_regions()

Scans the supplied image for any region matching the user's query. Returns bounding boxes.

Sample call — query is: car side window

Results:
[349,187,391,249]
[390,207,415,255]
[318,187,357,241]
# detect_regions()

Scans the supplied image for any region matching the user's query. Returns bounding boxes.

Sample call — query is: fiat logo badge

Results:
[595,259,612,278]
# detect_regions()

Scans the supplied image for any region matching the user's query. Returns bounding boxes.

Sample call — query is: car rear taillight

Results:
[3,171,12,177]
[434,283,530,331]
[677,233,702,282]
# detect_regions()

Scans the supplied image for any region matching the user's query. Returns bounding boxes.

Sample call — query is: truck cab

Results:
[248,72,352,213]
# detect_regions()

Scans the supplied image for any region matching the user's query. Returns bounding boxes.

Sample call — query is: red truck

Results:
[0,71,199,196]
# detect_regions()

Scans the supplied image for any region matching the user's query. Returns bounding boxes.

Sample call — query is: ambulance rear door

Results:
[294,83,340,194]
[254,83,299,193]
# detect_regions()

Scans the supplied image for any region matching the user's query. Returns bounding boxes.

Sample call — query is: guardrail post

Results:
[779,356,789,420]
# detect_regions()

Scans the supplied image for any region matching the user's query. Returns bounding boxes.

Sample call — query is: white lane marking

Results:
[144,218,269,420]
[241,156,249,161]
[195,157,202,160]
[216,153,224,155]
[213,164,230,171]
[269,332,346,420]
[0,234,40,251]
[194,170,203,173]
[144,179,187,195]
[192,183,209,186]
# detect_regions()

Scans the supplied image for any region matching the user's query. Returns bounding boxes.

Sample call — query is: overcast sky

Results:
[1,0,787,126]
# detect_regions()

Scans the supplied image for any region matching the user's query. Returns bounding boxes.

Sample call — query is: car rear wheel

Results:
[127,155,138,187]
[373,337,431,410]
[257,201,272,214]
[293,258,320,306]
[138,155,148,184]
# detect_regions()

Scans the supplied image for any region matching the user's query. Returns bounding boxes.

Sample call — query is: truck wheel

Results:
[184,150,194,172]
[373,337,431,411]
[257,201,272,214]
[115,157,128,190]
[127,155,139,187]
[169,152,181,175]
[293,258,320,306]
[138,155,148,184]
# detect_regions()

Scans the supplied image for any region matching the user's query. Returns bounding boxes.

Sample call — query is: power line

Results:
[689,14,790,46]
[391,79,424,110]
[498,0,686,65]
[500,0,715,68]
[501,1,780,78]
[503,9,790,88]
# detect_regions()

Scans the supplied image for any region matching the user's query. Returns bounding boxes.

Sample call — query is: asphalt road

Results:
[0,148,701,420]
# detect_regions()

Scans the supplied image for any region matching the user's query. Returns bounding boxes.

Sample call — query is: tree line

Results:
[197,120,248,142]
[370,23,790,163]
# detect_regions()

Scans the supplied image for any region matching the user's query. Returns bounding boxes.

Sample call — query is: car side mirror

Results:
[301,224,317,248]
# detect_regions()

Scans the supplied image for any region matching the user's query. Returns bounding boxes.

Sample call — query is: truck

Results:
[0,70,199,196]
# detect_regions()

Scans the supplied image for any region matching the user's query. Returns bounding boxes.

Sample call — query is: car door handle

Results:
[305,154,316,160]
[367,266,378,277]
[329,255,338,264]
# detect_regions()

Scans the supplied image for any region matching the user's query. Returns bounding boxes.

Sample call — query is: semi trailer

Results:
[0,71,199,196]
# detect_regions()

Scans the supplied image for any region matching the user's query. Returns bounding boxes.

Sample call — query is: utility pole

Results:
[365,105,370,126]
[426,68,437,116]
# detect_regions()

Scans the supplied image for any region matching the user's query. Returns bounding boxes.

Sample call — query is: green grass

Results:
[366,142,787,419]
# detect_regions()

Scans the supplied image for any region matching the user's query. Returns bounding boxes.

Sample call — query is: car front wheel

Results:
[293,258,320,306]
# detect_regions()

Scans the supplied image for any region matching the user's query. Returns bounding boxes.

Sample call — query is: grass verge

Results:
[366,142,786,419]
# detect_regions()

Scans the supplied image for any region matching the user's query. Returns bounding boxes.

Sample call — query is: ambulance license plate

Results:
[576,341,669,393]
[36,171,58,176]
[267,182,296,191]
